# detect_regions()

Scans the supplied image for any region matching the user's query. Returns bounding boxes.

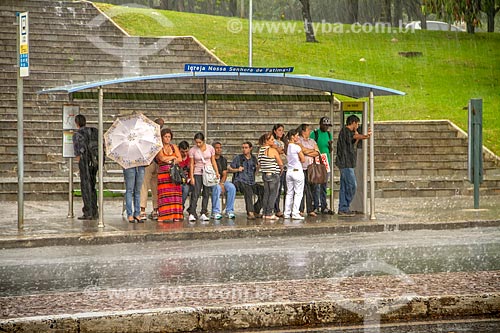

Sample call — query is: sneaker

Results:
[227,212,236,219]
[200,214,210,221]
[292,214,305,220]
[213,213,223,220]
[321,208,335,215]
[338,210,355,217]
[283,214,291,219]
[188,214,197,222]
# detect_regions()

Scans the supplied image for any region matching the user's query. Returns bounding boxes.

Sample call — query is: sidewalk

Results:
[1,195,499,332]
[0,195,499,248]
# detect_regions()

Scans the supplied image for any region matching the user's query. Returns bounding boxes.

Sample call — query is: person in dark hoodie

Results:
[73,114,99,220]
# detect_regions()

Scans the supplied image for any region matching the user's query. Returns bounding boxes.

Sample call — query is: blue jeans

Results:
[123,166,145,218]
[181,183,192,209]
[262,173,280,216]
[200,181,236,214]
[274,170,286,213]
[338,168,356,213]
[314,172,330,211]
[215,181,236,214]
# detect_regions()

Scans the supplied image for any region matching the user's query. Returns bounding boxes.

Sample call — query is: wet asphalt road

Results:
[0,227,498,297]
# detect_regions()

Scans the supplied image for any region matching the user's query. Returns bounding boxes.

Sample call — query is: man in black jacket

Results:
[335,115,371,217]
[73,114,99,220]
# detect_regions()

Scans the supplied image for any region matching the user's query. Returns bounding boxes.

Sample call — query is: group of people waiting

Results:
[73,114,370,223]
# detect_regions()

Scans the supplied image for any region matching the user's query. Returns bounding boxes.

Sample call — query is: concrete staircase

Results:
[371,120,500,197]
[0,0,499,200]
[0,0,333,200]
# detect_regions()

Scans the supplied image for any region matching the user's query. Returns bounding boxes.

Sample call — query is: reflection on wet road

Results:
[0,227,498,297]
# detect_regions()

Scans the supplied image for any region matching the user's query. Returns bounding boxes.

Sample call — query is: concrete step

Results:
[1,1,498,200]
[1,175,499,201]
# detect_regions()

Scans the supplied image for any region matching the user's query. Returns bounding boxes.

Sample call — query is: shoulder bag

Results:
[199,148,219,187]
[170,163,185,185]
[307,157,327,184]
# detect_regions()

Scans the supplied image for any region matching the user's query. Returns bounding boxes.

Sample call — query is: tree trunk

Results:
[381,0,392,22]
[484,0,499,32]
[228,0,238,17]
[406,0,422,21]
[346,0,359,24]
[466,19,476,34]
[393,0,403,26]
[159,0,168,10]
[299,0,318,42]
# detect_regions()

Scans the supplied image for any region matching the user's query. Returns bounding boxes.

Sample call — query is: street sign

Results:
[18,12,29,77]
[184,63,294,74]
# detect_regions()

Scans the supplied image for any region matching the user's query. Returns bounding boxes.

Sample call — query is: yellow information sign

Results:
[342,101,364,111]
[20,45,28,54]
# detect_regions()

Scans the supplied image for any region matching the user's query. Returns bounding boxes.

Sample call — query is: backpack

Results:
[313,128,332,142]
[314,129,333,153]
[82,127,100,169]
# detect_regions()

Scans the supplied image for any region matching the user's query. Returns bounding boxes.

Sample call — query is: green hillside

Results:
[97,4,500,155]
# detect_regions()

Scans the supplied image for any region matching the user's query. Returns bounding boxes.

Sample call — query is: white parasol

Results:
[104,113,162,169]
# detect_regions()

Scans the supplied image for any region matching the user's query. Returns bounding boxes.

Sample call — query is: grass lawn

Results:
[97,4,500,155]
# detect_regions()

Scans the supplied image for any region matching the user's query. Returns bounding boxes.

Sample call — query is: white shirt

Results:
[298,136,317,170]
[287,143,302,171]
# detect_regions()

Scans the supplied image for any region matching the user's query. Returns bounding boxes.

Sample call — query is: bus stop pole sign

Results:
[468,98,483,209]
[18,12,29,77]
[16,11,29,230]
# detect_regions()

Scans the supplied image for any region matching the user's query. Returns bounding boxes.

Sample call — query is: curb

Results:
[1,294,499,332]
[1,219,499,249]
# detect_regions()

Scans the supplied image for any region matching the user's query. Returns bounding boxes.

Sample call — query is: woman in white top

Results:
[284,129,306,220]
[187,132,219,222]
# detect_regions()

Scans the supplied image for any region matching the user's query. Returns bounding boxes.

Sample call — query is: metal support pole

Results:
[473,124,480,209]
[67,159,74,218]
[203,78,208,138]
[469,98,483,209]
[329,92,335,210]
[362,103,368,215]
[67,95,74,218]
[248,0,253,66]
[98,87,105,228]
[16,17,24,230]
[369,90,376,220]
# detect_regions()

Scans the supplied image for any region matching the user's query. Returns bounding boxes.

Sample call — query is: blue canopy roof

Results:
[38,72,405,99]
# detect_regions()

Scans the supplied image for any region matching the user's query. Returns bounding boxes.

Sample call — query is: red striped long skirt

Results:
[157,163,183,221]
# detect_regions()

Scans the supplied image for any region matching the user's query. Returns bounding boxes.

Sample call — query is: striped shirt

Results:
[258,146,280,174]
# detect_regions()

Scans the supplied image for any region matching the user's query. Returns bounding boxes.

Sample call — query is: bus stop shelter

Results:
[38,70,405,227]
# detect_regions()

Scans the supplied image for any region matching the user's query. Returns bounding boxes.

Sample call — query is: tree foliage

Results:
[423,0,481,32]
[100,0,499,32]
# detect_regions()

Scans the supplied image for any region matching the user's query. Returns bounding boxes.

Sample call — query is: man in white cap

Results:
[310,116,335,215]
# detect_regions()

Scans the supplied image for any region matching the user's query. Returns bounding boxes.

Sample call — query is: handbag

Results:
[199,148,219,187]
[307,158,327,184]
[169,163,185,185]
